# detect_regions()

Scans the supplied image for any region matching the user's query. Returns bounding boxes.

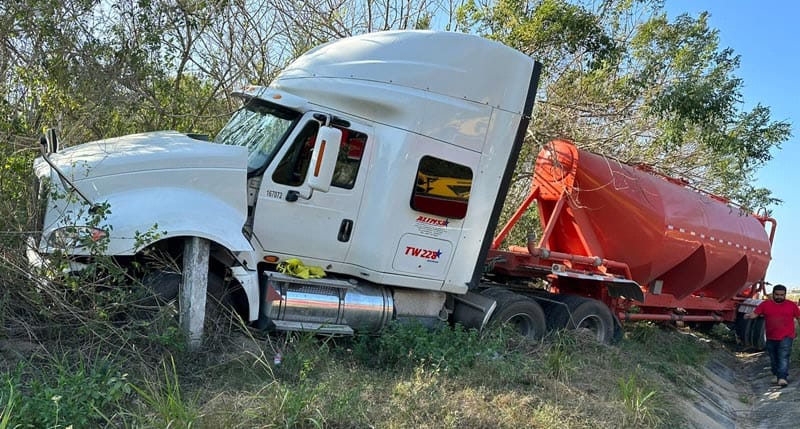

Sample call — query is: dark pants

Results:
[766,337,793,380]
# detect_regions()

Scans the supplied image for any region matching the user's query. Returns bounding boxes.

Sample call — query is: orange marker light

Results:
[314,140,326,177]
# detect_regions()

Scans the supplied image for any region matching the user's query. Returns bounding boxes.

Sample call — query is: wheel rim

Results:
[575,315,605,342]
[507,312,537,336]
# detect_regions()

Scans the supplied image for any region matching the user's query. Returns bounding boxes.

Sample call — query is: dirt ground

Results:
[682,345,799,429]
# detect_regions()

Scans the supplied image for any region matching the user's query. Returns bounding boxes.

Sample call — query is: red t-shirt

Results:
[754,299,800,340]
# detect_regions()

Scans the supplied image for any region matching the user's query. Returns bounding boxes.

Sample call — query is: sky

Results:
[664,2,799,289]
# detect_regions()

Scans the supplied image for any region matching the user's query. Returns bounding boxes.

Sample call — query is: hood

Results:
[36,131,247,181]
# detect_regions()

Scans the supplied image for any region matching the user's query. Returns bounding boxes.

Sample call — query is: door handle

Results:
[338,219,354,242]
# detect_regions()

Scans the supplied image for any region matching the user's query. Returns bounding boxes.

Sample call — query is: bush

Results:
[0,355,129,428]
[352,321,508,372]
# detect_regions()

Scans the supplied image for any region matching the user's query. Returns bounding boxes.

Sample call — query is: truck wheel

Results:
[546,295,614,344]
[482,289,547,340]
[734,312,748,343]
[141,270,181,304]
[141,269,224,306]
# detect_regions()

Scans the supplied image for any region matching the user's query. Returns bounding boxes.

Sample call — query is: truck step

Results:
[270,320,355,335]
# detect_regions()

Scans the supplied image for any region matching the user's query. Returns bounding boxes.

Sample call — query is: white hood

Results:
[35,130,253,256]
[36,131,247,181]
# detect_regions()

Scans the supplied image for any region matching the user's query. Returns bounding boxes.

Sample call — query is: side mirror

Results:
[306,125,342,192]
[41,128,59,153]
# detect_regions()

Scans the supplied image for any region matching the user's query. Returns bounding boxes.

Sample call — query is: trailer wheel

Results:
[546,295,614,344]
[734,313,766,351]
[483,289,547,340]
[748,317,766,351]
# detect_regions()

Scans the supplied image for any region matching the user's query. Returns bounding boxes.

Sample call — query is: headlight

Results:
[46,226,108,249]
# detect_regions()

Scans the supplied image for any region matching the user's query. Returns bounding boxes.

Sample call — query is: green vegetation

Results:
[0,311,733,428]
[1,355,129,428]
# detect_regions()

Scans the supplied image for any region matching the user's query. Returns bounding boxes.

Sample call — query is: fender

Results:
[104,187,253,255]
[43,187,253,256]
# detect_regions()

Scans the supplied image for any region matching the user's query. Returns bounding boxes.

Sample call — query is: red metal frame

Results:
[492,186,540,250]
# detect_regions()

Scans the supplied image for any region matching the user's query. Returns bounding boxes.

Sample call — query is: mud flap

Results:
[551,271,643,303]
[604,279,644,303]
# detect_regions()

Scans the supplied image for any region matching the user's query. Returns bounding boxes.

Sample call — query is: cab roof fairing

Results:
[232,86,311,112]
[271,30,536,115]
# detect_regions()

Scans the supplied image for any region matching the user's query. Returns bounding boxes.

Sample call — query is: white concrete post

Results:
[180,236,210,349]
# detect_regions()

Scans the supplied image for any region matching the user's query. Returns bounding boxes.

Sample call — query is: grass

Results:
[0,354,130,428]
[0,383,14,429]
[618,369,663,427]
[0,310,723,429]
[130,355,200,427]
[0,245,724,429]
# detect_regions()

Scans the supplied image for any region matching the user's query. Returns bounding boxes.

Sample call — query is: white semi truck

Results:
[30,30,776,347]
[31,31,544,337]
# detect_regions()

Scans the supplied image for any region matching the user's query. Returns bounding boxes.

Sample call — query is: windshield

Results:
[216,98,299,174]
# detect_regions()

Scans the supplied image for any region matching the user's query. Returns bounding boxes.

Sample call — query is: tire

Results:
[141,270,181,304]
[748,317,766,351]
[734,312,748,343]
[482,289,547,340]
[734,313,766,351]
[140,269,225,307]
[546,295,615,344]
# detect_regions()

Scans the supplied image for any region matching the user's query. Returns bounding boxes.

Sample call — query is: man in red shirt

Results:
[745,284,800,387]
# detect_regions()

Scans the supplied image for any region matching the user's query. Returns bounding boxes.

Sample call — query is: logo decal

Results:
[416,216,449,227]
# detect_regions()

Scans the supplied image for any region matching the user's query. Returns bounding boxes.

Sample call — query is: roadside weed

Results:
[618,368,664,427]
[130,355,199,427]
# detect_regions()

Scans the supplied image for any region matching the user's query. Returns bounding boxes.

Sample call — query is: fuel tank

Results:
[533,140,772,300]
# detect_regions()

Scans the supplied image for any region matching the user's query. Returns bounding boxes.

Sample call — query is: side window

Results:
[273,121,319,186]
[272,121,367,189]
[411,156,472,219]
[331,129,367,189]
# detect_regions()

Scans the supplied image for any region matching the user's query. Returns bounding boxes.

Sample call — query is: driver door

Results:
[252,113,370,264]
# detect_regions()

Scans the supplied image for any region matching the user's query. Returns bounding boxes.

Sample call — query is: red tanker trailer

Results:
[486,139,775,348]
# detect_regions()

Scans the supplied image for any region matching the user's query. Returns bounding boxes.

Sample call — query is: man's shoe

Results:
[778,379,788,387]
[773,376,780,384]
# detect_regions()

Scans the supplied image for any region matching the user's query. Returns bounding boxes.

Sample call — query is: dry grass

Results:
[0,246,717,429]
[130,323,706,429]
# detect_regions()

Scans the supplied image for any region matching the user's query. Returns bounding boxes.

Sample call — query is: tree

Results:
[0,0,789,247]
[457,0,790,245]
